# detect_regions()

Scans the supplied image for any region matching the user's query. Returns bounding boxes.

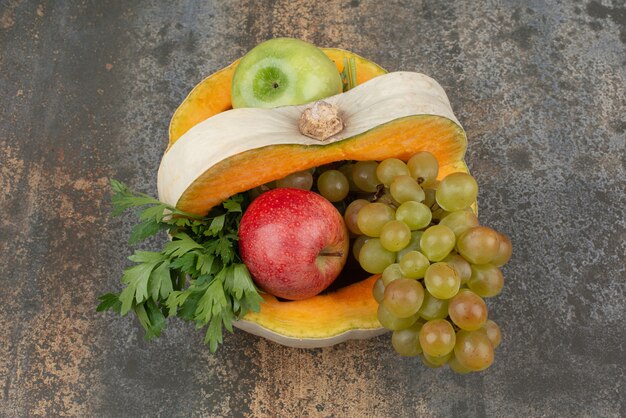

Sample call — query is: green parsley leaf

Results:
[134,300,166,340]
[118,281,137,315]
[96,293,122,313]
[122,261,160,304]
[205,313,224,352]
[129,219,165,244]
[166,289,191,317]
[215,234,237,264]
[195,253,215,276]
[195,275,229,324]
[110,179,159,216]
[223,199,242,213]
[128,251,166,264]
[138,204,170,223]
[165,233,203,258]
[208,214,226,236]
[149,259,172,301]
[170,252,198,275]
[99,180,260,352]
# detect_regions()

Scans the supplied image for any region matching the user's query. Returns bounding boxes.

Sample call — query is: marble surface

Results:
[1,1,624,416]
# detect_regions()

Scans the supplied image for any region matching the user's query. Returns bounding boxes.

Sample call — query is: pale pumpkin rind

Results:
[161,48,470,347]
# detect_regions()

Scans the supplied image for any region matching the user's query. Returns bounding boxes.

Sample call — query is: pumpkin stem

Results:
[298,101,344,141]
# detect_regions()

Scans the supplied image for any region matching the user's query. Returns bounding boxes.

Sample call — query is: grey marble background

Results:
[1,0,624,416]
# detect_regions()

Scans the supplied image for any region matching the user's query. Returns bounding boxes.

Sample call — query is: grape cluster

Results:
[248,152,511,373]
[344,152,512,373]
[349,152,511,373]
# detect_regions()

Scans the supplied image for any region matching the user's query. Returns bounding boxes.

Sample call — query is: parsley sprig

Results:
[97,179,264,352]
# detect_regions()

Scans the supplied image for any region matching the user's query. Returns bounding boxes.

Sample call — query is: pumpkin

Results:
[157,49,468,348]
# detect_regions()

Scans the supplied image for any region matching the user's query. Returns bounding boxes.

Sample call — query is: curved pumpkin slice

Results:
[168,58,240,148]
[158,72,467,215]
[236,276,386,348]
[168,48,386,148]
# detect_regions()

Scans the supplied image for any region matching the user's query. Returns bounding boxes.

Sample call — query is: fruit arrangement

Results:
[98,38,511,373]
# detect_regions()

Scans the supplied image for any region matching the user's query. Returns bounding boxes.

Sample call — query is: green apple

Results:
[231,38,343,109]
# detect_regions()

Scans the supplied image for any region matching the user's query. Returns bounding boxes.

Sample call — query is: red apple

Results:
[239,188,349,300]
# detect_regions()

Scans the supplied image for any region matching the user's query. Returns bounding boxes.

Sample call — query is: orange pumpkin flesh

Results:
[244,275,381,339]
[166,48,469,344]
[177,116,467,216]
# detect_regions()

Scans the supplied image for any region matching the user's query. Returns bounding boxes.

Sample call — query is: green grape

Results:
[372,277,385,303]
[430,205,450,221]
[407,151,439,187]
[248,183,272,201]
[423,188,437,208]
[395,201,432,230]
[439,210,479,238]
[380,220,412,252]
[356,202,395,237]
[382,263,404,286]
[398,250,430,279]
[383,278,425,318]
[377,303,419,331]
[317,170,349,202]
[358,238,396,274]
[397,231,423,261]
[491,232,513,266]
[276,170,314,190]
[391,322,423,356]
[481,319,502,349]
[338,163,360,191]
[419,319,456,357]
[421,354,445,368]
[448,289,488,331]
[418,289,449,320]
[352,235,369,261]
[448,355,473,374]
[424,262,461,299]
[468,264,504,297]
[435,172,478,212]
[454,330,494,371]
[423,352,453,366]
[344,199,369,235]
[457,226,500,264]
[443,254,472,284]
[390,175,425,203]
[376,158,410,186]
[420,224,456,261]
[352,161,380,192]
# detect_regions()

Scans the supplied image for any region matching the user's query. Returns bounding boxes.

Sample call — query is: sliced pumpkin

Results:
[158,72,467,215]
[237,275,386,348]
[158,50,469,347]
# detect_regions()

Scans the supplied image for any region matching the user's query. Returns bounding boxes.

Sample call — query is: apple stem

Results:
[319,251,343,257]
